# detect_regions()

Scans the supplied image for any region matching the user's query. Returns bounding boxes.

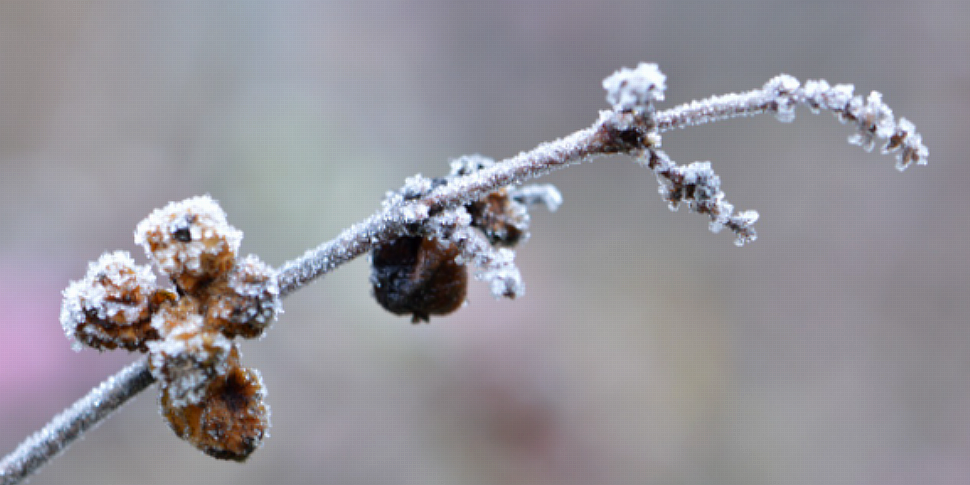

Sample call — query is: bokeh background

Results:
[1,1,968,484]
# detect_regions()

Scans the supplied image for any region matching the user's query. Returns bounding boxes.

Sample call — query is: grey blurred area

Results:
[1,1,968,484]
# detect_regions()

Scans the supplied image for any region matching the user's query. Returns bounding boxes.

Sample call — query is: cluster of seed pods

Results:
[371,156,549,323]
[60,196,280,461]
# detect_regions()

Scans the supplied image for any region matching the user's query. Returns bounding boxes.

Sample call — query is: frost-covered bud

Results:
[148,326,233,408]
[603,63,666,112]
[161,355,269,461]
[134,195,242,295]
[886,117,929,171]
[476,247,524,300]
[371,236,468,323]
[729,210,759,247]
[60,251,165,352]
[847,91,896,152]
[763,74,801,122]
[467,188,531,247]
[206,254,281,339]
[681,162,721,202]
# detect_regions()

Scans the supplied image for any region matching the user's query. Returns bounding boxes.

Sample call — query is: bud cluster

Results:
[61,195,279,461]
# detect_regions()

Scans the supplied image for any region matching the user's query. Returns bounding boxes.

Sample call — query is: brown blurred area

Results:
[2,1,968,484]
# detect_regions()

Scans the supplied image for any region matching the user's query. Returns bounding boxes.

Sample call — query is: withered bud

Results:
[60,251,167,352]
[148,301,233,408]
[371,236,468,323]
[160,359,270,461]
[467,188,530,247]
[134,195,242,295]
[206,254,281,339]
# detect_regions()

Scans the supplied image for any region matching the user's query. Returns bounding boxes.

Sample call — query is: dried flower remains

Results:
[370,157,561,322]
[60,195,280,461]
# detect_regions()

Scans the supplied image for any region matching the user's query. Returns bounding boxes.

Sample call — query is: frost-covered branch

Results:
[1,63,928,485]
[0,359,154,485]
[656,74,929,171]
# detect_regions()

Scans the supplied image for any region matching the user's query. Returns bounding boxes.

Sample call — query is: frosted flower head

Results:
[134,195,242,295]
[60,251,164,352]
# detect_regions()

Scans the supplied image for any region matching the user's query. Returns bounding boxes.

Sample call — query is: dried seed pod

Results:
[134,195,242,295]
[160,355,270,461]
[467,188,530,247]
[206,254,281,339]
[148,329,233,408]
[371,236,468,323]
[60,251,165,352]
[148,299,233,407]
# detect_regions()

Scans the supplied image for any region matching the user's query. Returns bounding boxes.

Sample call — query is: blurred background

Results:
[1,1,967,484]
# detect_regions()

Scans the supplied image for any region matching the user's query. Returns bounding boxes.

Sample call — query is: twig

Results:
[0,359,155,485]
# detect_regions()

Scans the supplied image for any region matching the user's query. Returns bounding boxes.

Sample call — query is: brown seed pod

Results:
[60,251,169,352]
[134,195,242,295]
[371,236,468,323]
[205,254,281,339]
[467,188,529,247]
[148,325,234,408]
[160,349,269,461]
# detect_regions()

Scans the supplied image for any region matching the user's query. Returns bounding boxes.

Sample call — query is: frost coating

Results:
[447,224,525,300]
[449,154,496,176]
[510,184,563,213]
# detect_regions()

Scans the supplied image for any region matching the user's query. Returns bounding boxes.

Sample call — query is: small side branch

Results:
[0,359,155,485]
